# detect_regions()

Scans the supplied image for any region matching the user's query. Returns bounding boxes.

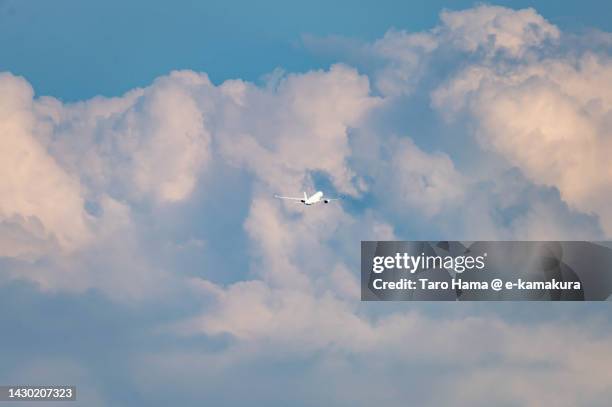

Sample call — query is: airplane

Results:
[274,191,340,206]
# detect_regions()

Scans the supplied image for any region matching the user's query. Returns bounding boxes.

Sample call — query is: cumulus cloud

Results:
[158,294,612,406]
[371,31,438,97]
[170,3,612,359]
[1,3,612,406]
[370,4,561,96]
[0,73,92,257]
[432,49,612,235]
[437,5,560,57]
[43,70,213,204]
[0,63,381,297]
[1,2,607,302]
[117,72,212,202]
[181,280,374,351]
[393,6,612,237]
[385,138,467,217]
[307,4,611,238]
[308,5,561,97]
[216,64,381,195]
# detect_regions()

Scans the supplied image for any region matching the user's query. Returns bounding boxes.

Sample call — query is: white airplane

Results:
[274,191,340,206]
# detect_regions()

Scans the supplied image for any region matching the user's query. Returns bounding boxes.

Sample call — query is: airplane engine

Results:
[324,199,330,203]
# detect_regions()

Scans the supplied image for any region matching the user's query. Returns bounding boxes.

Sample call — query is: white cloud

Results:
[0,73,92,257]
[438,5,560,57]
[325,4,612,237]
[216,64,381,196]
[44,70,212,204]
[338,5,561,96]
[181,280,374,351]
[1,4,607,299]
[1,3,612,406]
[372,31,438,97]
[120,72,212,202]
[241,193,394,295]
[0,64,382,297]
[162,284,612,406]
[432,53,612,235]
[386,138,467,217]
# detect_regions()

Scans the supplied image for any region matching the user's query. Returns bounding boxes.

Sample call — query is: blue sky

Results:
[1,1,612,406]
[1,0,611,100]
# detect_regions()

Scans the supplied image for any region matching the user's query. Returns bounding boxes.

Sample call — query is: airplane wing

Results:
[274,195,303,201]
[323,197,341,202]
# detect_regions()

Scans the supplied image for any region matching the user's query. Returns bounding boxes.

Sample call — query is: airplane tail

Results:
[303,192,308,201]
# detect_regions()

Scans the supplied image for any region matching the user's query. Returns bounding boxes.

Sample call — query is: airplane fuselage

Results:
[302,191,324,205]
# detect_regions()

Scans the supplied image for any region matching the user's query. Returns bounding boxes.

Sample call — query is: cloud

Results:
[385,137,467,217]
[43,70,212,204]
[438,5,560,57]
[381,6,612,237]
[432,52,612,235]
[117,72,212,202]
[307,5,560,97]
[371,30,438,97]
[308,4,611,239]
[216,64,381,196]
[1,3,607,299]
[1,4,612,406]
[181,280,373,351]
[158,291,612,406]
[0,64,381,297]
[0,73,92,257]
